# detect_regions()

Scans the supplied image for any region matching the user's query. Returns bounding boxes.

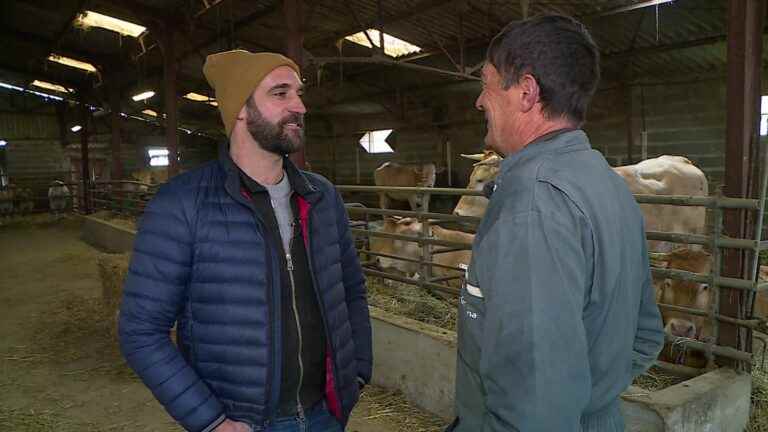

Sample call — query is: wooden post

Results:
[160,26,180,177]
[80,91,91,214]
[109,86,123,180]
[721,0,766,368]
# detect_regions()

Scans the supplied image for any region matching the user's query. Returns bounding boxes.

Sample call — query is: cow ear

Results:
[383,215,401,223]
[461,153,485,161]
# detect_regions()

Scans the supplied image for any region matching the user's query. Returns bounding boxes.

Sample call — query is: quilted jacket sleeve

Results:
[118,183,225,432]
[333,189,373,383]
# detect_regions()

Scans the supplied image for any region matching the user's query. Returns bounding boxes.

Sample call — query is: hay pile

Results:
[90,210,137,231]
[0,407,98,432]
[749,334,768,431]
[366,277,457,331]
[97,252,130,324]
[632,366,688,392]
[359,386,448,432]
[7,294,138,380]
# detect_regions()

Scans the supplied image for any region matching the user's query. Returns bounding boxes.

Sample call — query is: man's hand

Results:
[214,419,252,432]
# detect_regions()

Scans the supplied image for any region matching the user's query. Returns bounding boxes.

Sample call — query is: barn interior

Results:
[0,0,767,431]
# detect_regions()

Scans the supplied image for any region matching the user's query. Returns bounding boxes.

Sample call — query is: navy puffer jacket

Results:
[118,148,372,432]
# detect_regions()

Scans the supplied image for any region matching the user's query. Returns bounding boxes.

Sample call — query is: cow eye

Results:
[700,284,709,292]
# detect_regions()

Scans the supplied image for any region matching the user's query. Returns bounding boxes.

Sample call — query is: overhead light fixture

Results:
[31,80,73,94]
[183,92,218,106]
[132,90,155,101]
[75,10,147,38]
[141,109,158,117]
[71,125,82,132]
[344,29,422,57]
[598,0,675,16]
[0,140,7,147]
[47,54,98,73]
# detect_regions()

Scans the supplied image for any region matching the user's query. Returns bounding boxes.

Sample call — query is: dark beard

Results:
[245,104,304,156]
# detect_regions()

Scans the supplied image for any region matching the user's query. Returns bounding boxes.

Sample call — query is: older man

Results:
[449,15,664,432]
[119,50,372,432]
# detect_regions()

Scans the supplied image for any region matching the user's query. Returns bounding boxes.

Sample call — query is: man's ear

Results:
[236,104,247,121]
[517,73,540,113]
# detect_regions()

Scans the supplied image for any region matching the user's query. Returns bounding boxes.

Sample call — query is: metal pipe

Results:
[429,275,462,283]
[337,185,485,196]
[651,267,760,291]
[350,228,472,249]
[359,249,464,272]
[363,268,459,296]
[337,185,759,208]
[633,194,760,209]
[645,231,759,249]
[665,335,752,363]
[656,304,763,329]
[311,56,481,81]
[344,205,481,224]
[653,360,706,378]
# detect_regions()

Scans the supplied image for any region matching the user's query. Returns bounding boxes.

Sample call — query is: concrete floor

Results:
[0,217,436,432]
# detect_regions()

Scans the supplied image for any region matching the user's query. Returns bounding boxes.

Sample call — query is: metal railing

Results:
[338,184,767,373]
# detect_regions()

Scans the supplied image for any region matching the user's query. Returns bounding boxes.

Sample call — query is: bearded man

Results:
[119,50,372,432]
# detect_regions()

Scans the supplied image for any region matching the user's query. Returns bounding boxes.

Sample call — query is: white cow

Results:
[48,180,71,216]
[454,152,709,252]
[373,162,437,211]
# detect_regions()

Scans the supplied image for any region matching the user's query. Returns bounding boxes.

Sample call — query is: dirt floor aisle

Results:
[0,217,445,432]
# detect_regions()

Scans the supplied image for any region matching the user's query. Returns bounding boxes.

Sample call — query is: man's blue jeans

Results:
[266,402,343,432]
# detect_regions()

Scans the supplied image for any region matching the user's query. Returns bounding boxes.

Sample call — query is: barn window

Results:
[359,129,394,154]
[761,96,768,136]
[344,29,421,57]
[148,148,169,167]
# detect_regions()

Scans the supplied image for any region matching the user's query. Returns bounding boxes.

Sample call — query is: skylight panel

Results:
[75,11,147,38]
[345,29,421,57]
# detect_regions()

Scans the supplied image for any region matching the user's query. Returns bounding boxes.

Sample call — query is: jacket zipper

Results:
[285,223,307,425]
[302,207,344,417]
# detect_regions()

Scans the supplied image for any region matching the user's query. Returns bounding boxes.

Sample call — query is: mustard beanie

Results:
[203,50,301,137]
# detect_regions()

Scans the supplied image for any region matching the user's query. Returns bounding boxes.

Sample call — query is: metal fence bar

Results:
[345,205,482,225]
[665,335,752,363]
[363,268,460,296]
[656,303,763,329]
[350,228,473,249]
[654,360,706,378]
[645,231,759,249]
[651,267,760,291]
[633,194,759,209]
[708,204,724,368]
[337,185,485,196]
[358,249,464,272]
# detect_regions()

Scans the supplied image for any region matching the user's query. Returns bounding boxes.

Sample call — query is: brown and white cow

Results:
[373,162,437,211]
[654,249,768,366]
[369,216,474,287]
[654,249,713,341]
[453,152,708,252]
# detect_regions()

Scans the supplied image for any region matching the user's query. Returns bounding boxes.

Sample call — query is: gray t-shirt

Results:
[263,172,294,253]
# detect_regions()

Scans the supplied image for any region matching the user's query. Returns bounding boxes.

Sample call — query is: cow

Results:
[652,248,712,368]
[369,216,474,288]
[452,151,502,218]
[48,180,71,216]
[613,156,708,252]
[653,249,768,367]
[453,152,709,252]
[373,162,436,211]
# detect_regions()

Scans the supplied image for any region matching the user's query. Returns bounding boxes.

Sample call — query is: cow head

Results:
[453,151,502,217]
[370,216,429,276]
[655,248,713,341]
